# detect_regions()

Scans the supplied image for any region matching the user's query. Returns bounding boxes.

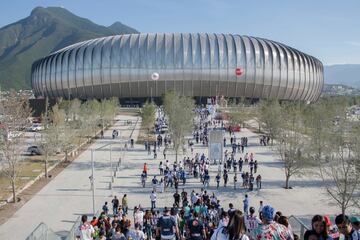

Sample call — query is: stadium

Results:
[31,33,324,102]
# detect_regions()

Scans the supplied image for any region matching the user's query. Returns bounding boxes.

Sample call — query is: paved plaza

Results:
[0,113,340,239]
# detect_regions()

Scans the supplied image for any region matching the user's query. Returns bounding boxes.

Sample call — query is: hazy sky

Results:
[0,0,359,65]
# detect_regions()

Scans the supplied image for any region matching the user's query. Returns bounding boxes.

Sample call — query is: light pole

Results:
[91,149,95,216]
[42,84,48,129]
[110,143,113,196]
[150,87,153,103]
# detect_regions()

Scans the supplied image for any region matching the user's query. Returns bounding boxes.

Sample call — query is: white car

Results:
[28,123,44,132]
[7,131,23,140]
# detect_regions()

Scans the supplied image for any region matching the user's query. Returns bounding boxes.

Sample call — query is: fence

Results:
[25,223,61,240]
[64,211,100,240]
[288,215,310,240]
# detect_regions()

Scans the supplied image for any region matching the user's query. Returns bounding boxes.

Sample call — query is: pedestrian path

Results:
[0,113,341,239]
[112,124,339,219]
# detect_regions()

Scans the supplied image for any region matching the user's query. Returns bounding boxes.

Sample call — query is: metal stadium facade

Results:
[31,33,324,102]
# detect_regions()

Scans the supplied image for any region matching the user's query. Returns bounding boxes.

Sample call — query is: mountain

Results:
[0,6,138,90]
[324,64,360,89]
[108,21,138,34]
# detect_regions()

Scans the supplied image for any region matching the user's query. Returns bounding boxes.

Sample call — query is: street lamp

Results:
[42,84,48,129]
[110,143,113,196]
[90,149,95,216]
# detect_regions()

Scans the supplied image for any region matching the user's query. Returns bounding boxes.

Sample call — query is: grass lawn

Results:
[0,154,61,201]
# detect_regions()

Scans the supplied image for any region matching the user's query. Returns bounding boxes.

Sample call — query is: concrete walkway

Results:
[0,113,343,239]
[114,126,340,218]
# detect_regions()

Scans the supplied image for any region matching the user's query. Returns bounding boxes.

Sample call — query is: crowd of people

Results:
[76,191,360,240]
[138,107,262,193]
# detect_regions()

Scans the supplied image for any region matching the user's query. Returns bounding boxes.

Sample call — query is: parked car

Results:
[27,123,44,132]
[225,124,241,132]
[27,146,44,155]
[160,126,169,134]
[7,131,23,140]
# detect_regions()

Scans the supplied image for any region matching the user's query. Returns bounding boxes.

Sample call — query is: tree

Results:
[40,125,59,178]
[79,99,101,140]
[140,101,156,140]
[163,91,194,162]
[59,123,76,162]
[69,98,81,122]
[303,101,331,162]
[303,98,347,163]
[0,92,32,202]
[274,103,311,189]
[227,100,254,128]
[40,104,65,178]
[100,98,119,130]
[317,114,360,214]
[257,99,282,145]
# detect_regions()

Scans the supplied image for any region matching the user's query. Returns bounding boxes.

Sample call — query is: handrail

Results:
[25,222,61,240]
[288,215,310,240]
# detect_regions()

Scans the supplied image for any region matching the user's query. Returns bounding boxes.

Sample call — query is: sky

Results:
[0,0,359,65]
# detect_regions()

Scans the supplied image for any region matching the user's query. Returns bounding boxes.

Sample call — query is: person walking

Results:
[187,212,206,240]
[223,170,228,188]
[258,201,264,219]
[75,215,95,240]
[159,178,165,193]
[216,173,221,189]
[141,171,147,188]
[152,176,159,192]
[243,194,249,215]
[150,191,157,209]
[156,207,179,240]
[254,205,293,240]
[173,190,181,207]
[234,174,238,189]
[159,161,164,175]
[143,163,148,177]
[245,207,261,239]
[102,202,109,215]
[111,196,119,216]
[256,175,262,189]
[122,194,128,215]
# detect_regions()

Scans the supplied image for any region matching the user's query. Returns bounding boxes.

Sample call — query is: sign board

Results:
[209,129,224,162]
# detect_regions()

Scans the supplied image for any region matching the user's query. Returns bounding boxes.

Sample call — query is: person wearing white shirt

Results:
[244,207,261,240]
[150,191,157,209]
[75,215,95,240]
[134,207,144,229]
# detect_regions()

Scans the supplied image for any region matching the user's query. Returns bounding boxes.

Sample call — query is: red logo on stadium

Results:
[235,68,243,76]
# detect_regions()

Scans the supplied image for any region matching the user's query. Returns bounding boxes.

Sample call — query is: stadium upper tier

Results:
[31,33,323,102]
